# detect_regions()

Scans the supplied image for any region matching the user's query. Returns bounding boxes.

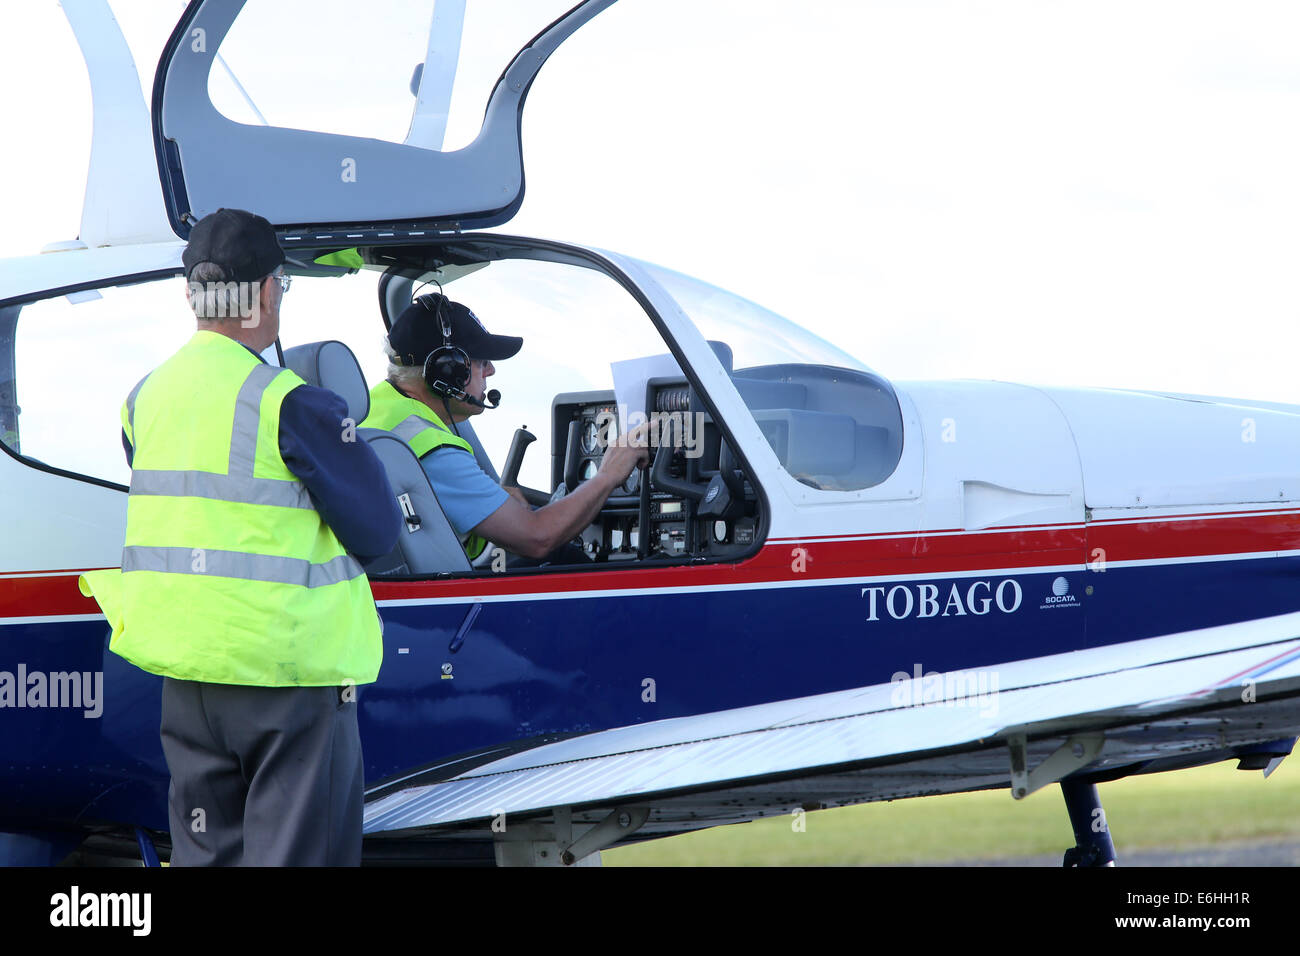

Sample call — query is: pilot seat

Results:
[282,340,471,576]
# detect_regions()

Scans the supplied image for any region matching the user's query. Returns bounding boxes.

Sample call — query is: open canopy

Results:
[152,0,615,239]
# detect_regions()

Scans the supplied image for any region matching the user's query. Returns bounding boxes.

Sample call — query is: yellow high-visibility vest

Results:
[80,331,382,686]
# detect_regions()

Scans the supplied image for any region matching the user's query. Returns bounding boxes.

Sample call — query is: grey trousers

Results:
[160,678,364,866]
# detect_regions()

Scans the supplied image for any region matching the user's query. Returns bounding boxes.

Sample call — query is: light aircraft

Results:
[3,0,1300,867]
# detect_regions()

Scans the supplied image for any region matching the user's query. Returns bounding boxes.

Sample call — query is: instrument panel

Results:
[550,394,638,497]
[550,384,759,563]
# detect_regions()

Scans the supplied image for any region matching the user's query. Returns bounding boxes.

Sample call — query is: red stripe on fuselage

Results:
[369,510,1298,601]
[4,510,1300,616]
[0,571,105,618]
[1087,510,1300,564]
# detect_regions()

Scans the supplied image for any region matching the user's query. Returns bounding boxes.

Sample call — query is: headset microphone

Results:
[456,388,501,409]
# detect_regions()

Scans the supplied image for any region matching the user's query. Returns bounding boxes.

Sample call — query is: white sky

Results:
[3,0,1300,402]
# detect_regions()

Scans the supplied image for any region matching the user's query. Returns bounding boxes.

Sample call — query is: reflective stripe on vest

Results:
[360,381,487,559]
[122,374,147,445]
[110,331,381,687]
[121,546,361,588]
[390,413,447,450]
[126,363,316,511]
[127,469,313,509]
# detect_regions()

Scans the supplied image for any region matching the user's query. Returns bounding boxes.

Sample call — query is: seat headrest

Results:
[282,341,369,423]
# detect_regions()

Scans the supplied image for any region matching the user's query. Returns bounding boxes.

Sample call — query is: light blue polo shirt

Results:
[419,446,510,537]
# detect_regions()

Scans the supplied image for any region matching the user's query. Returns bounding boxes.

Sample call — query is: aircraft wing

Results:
[363,612,1300,839]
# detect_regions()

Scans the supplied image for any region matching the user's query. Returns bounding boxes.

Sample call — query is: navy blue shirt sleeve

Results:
[277,384,402,563]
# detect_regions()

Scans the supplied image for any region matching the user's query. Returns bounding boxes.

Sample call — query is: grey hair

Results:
[383,337,425,386]
[187,262,262,321]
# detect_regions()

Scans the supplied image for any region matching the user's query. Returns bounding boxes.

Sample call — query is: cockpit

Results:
[0,236,905,579]
[269,241,907,575]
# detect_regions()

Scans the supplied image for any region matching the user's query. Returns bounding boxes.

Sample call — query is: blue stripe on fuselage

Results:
[6,555,1300,828]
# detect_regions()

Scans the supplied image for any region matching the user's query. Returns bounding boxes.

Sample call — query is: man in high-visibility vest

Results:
[362,294,648,564]
[83,209,401,865]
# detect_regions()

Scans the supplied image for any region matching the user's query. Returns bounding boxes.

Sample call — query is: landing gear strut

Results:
[1060,778,1116,867]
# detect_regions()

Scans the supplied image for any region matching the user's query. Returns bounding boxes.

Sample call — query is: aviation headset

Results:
[413,290,500,411]
[415,292,472,399]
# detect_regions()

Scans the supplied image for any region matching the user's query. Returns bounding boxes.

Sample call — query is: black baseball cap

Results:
[182,208,286,282]
[388,293,523,365]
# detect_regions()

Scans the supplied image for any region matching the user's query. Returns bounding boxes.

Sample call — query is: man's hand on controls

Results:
[473,422,651,560]
[598,422,652,485]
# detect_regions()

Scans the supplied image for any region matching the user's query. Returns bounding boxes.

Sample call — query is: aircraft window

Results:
[733,364,904,491]
[1,268,386,489]
[280,253,766,572]
[211,0,582,152]
[638,263,904,490]
[2,253,772,571]
[3,278,194,487]
[292,258,667,495]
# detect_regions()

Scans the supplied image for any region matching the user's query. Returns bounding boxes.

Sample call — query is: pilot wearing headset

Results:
[361,293,649,563]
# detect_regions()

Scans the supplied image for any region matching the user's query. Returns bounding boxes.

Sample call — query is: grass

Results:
[602,757,1300,865]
